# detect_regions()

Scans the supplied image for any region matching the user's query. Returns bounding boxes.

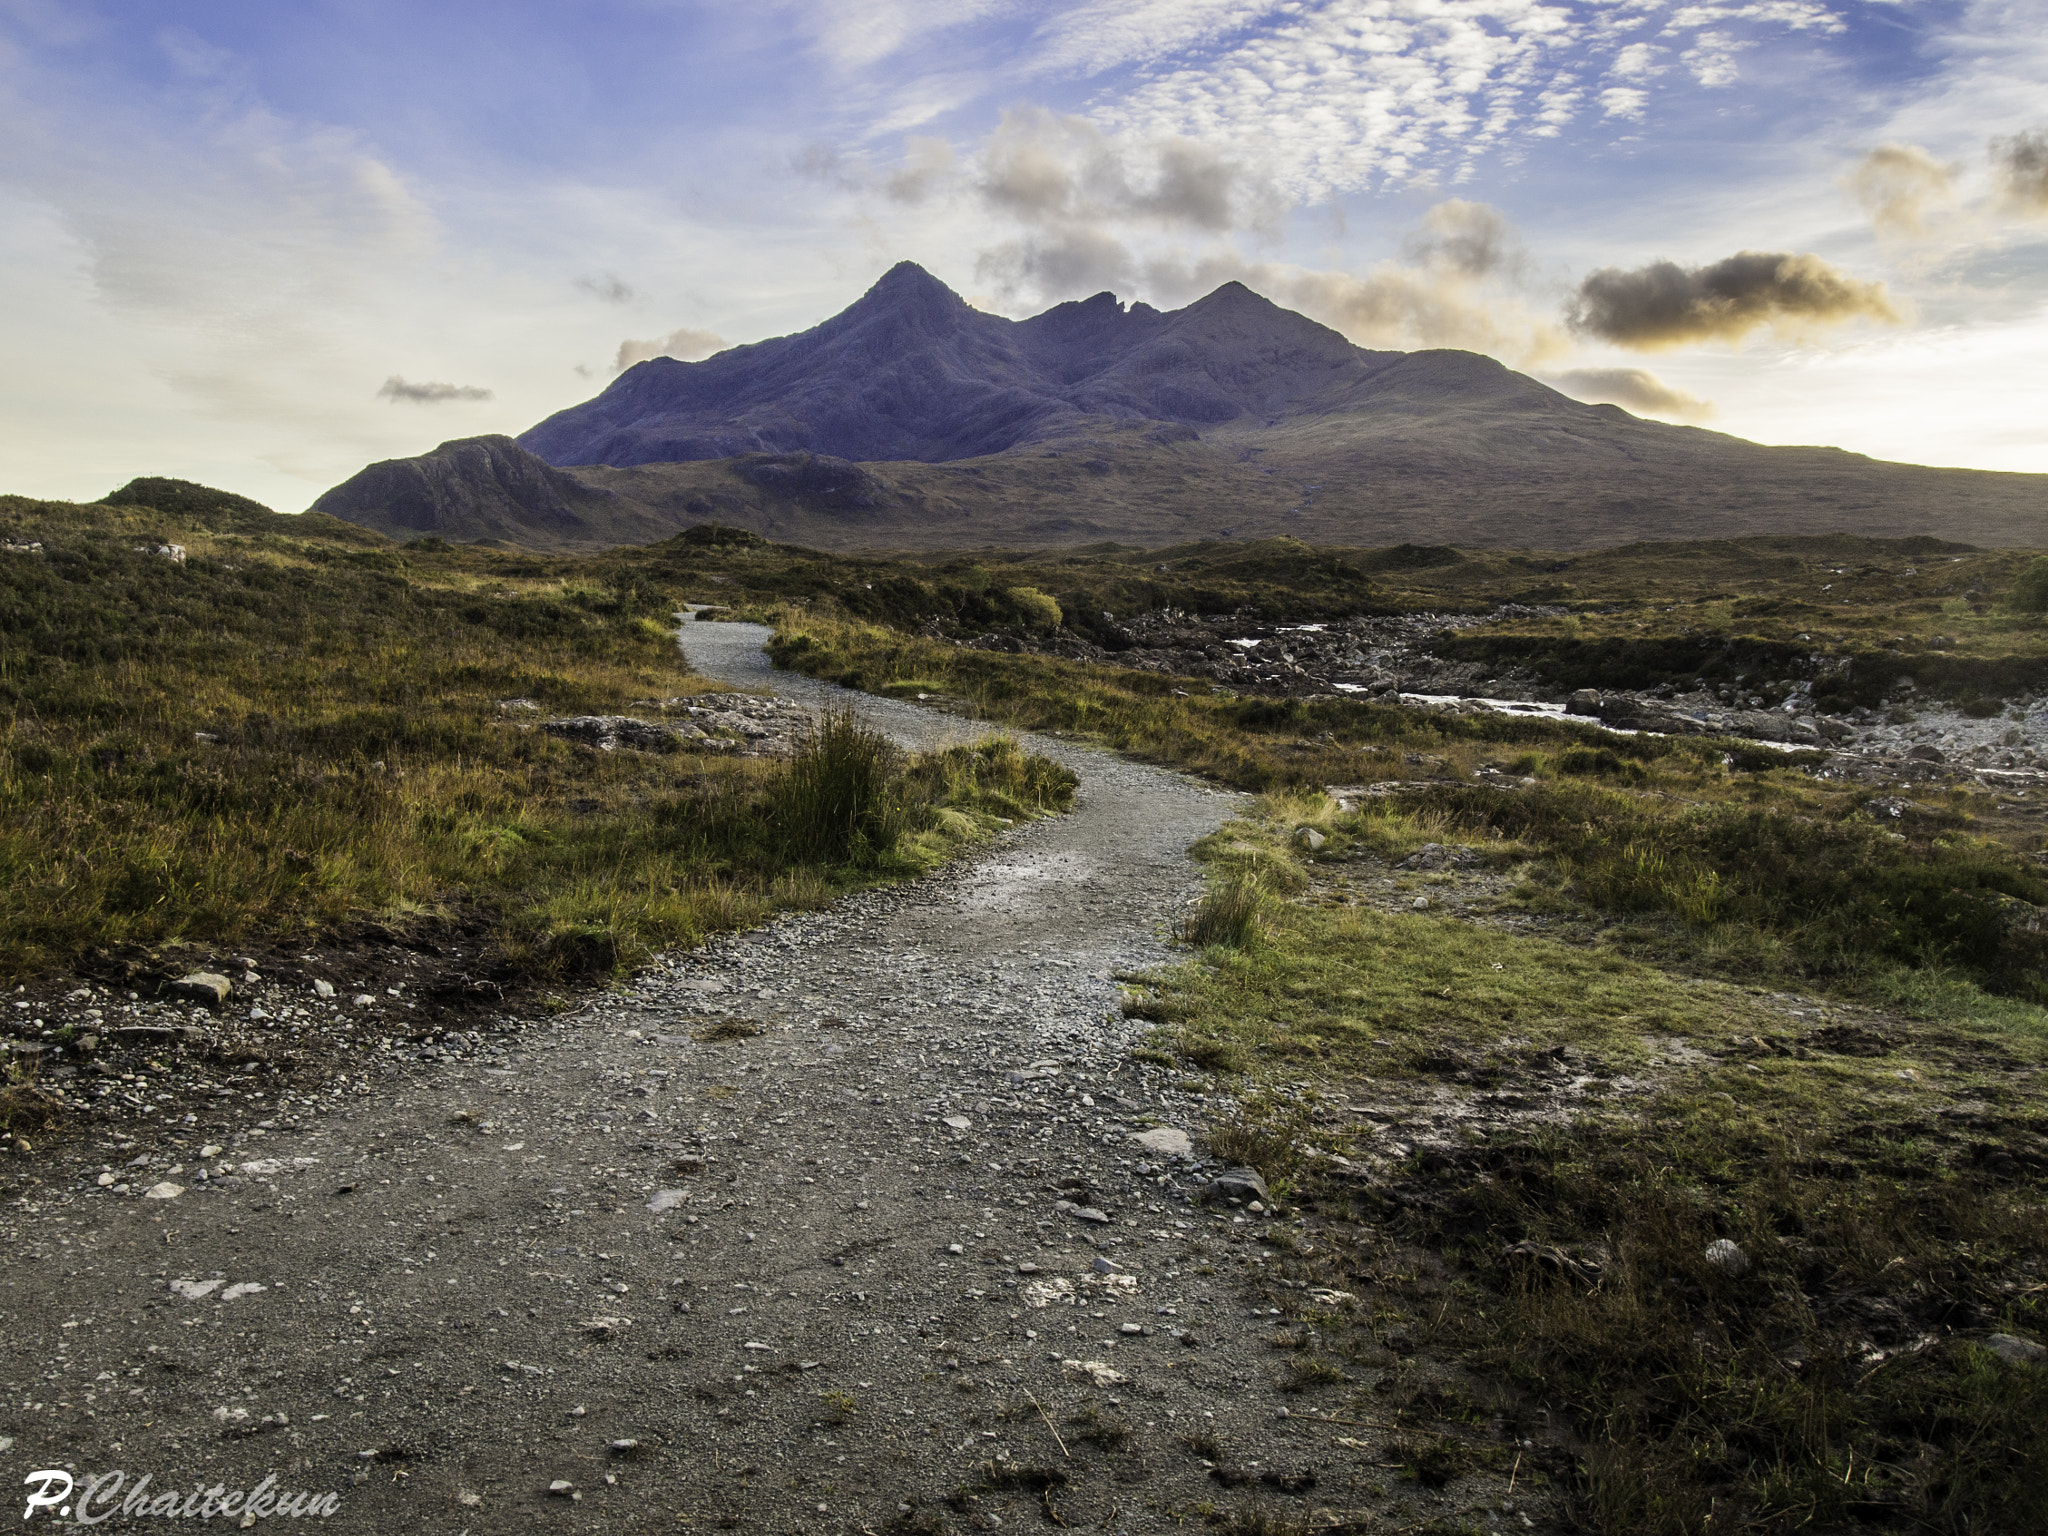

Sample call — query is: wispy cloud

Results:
[976,107,1271,232]
[575,272,637,304]
[980,198,1567,365]
[1842,143,1960,239]
[1544,365,1715,420]
[377,376,493,403]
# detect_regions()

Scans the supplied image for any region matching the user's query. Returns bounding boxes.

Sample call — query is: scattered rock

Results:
[942,1114,972,1130]
[646,1189,688,1214]
[1130,1126,1192,1158]
[1064,1360,1129,1388]
[1985,1333,2045,1366]
[541,716,690,754]
[1906,744,1945,763]
[312,980,336,1000]
[1201,1167,1270,1205]
[169,973,232,1007]
[1397,843,1479,871]
[141,1181,183,1200]
[1294,827,1326,853]
[1567,688,1601,714]
[1704,1239,1748,1276]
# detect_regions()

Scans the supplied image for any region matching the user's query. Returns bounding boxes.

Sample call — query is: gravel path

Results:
[0,623,1471,1533]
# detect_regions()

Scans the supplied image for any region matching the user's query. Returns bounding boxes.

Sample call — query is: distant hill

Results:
[315,263,2048,552]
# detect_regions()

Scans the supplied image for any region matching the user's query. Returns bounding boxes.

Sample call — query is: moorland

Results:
[2,478,2045,1533]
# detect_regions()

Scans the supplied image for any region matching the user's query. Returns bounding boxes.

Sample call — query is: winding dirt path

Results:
[1,623,1476,1534]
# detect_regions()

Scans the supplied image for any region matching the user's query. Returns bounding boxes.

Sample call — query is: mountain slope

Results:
[315,264,2048,552]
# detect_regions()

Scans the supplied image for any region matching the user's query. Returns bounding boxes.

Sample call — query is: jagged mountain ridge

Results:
[315,263,2048,552]
[517,262,1418,466]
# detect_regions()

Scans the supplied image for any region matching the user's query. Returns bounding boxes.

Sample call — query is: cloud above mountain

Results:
[1545,367,1714,421]
[614,328,728,371]
[1569,252,1902,349]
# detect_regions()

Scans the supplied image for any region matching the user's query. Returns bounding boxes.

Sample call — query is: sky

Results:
[2,0,2046,513]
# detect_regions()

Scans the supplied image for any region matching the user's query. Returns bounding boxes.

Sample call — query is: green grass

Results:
[1150,799,2048,1536]
[767,609,2047,1007]
[0,493,1073,981]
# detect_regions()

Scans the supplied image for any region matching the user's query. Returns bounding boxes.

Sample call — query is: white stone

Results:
[1131,1126,1193,1158]
[1704,1239,1747,1275]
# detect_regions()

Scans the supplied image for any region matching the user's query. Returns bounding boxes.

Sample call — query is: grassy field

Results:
[1136,801,2048,1533]
[0,486,1073,987]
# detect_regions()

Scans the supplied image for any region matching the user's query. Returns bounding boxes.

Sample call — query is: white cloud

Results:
[614,327,729,370]
[1611,42,1665,79]
[1065,0,1853,198]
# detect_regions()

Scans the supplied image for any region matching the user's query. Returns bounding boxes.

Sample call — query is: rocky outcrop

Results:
[536,695,814,757]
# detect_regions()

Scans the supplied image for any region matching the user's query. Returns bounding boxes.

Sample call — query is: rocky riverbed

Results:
[955,606,2048,792]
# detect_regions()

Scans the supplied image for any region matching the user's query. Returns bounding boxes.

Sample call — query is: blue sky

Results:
[3,0,2045,511]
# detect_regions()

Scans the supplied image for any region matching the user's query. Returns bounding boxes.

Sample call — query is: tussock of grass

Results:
[1178,872,1272,950]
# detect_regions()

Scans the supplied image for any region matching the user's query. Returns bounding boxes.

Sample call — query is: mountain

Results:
[315,263,2048,552]
[516,264,1381,466]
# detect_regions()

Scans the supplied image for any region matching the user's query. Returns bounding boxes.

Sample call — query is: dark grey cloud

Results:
[1569,250,1901,349]
[978,109,1258,235]
[575,272,637,304]
[1991,129,2048,217]
[1401,198,1524,279]
[377,376,493,403]
[975,228,1136,302]
[1545,367,1714,421]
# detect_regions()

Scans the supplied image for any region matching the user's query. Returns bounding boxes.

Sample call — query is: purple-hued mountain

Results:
[314,263,2048,553]
[516,261,1411,466]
